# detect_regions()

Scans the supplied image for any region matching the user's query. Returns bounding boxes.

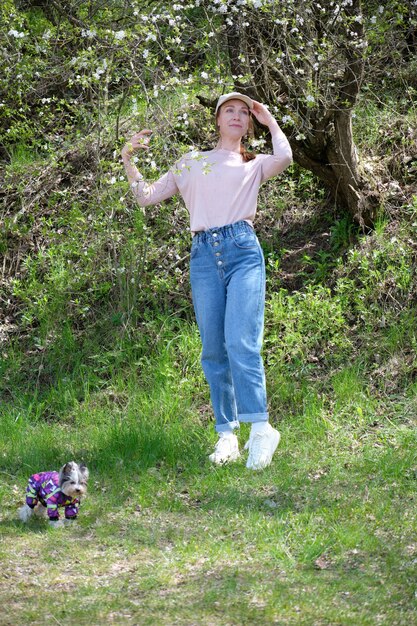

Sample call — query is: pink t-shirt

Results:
[131,130,292,233]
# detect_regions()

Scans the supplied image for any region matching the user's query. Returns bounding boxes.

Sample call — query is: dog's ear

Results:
[58,462,72,487]
[61,462,75,475]
[79,464,89,481]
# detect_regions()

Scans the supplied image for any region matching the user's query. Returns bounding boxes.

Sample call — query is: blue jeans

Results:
[190,220,269,433]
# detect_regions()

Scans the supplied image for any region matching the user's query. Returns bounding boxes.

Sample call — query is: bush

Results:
[335,219,417,330]
[264,285,352,372]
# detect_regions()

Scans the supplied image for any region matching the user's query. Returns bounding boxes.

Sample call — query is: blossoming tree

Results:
[1,0,415,226]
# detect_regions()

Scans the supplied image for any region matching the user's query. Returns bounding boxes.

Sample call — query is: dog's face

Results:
[59,462,89,499]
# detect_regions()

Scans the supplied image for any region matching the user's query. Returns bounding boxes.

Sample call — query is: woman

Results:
[121,92,292,470]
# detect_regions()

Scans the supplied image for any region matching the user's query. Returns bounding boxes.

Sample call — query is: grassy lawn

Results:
[1,375,416,626]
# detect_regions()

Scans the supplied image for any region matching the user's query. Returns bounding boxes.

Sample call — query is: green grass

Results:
[1,325,416,625]
[2,221,417,624]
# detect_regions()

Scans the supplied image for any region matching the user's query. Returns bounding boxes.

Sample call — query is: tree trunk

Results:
[290,111,379,227]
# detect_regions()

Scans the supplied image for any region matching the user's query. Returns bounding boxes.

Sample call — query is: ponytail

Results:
[240,143,256,162]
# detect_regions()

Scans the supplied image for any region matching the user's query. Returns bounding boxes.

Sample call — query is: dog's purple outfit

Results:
[25,471,79,520]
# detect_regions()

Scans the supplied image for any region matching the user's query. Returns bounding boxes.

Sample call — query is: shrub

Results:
[264,285,352,372]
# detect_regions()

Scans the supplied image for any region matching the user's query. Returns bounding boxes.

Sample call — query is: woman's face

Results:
[217,99,250,139]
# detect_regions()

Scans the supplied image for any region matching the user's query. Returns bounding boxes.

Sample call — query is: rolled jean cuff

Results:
[216,420,240,433]
[238,412,269,424]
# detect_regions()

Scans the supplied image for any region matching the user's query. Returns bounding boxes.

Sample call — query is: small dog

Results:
[19,462,89,526]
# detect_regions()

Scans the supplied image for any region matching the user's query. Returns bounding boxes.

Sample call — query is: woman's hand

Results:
[251,101,276,128]
[121,129,153,159]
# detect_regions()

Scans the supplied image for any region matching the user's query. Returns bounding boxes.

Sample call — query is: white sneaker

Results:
[245,424,280,470]
[209,433,240,465]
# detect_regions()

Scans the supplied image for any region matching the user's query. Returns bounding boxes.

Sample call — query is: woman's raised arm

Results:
[121,129,178,207]
[251,101,293,181]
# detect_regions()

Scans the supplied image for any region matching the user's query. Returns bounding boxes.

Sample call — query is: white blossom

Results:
[81,29,96,38]
[8,29,25,38]
[250,138,267,148]
[143,49,149,59]
[201,71,209,79]
[114,30,126,40]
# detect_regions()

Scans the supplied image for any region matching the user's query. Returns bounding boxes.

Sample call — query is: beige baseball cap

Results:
[215,92,254,114]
